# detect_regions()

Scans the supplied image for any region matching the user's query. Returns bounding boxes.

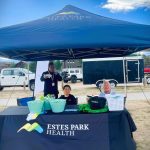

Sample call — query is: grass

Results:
[126,101,150,150]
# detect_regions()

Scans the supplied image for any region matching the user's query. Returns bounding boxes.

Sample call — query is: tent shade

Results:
[0,5,150,61]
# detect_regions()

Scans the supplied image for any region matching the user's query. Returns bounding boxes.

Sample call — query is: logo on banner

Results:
[58,11,79,15]
[18,123,90,137]
[47,11,90,21]
[46,124,89,136]
[17,122,43,133]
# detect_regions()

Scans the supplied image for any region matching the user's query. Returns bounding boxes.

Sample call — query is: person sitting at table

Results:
[59,85,77,105]
[103,80,111,94]
[98,80,112,97]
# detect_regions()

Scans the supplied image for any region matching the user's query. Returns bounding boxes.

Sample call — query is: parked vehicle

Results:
[82,57,144,88]
[144,67,150,84]
[0,68,35,91]
[62,68,83,83]
[144,67,150,74]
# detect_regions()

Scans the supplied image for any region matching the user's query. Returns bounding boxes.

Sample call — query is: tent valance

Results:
[0,5,150,61]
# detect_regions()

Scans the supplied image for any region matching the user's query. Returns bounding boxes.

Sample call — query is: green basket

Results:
[27,100,44,114]
[49,99,66,113]
[43,97,52,110]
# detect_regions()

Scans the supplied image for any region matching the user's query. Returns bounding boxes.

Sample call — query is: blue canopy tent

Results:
[0,5,150,61]
[0,7,148,150]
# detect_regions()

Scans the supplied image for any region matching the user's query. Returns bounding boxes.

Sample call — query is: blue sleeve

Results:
[40,72,45,82]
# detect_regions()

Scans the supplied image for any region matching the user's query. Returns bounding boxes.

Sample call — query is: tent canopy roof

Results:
[0,5,150,61]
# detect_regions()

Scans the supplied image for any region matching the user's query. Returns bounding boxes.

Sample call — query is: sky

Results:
[0,0,150,28]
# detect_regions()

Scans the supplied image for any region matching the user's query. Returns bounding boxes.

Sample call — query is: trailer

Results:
[83,56,144,87]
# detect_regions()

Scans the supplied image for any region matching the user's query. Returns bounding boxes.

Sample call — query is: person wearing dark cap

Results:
[40,62,62,98]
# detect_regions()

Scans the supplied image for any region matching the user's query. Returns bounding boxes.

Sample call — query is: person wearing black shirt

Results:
[59,85,77,105]
[40,62,62,98]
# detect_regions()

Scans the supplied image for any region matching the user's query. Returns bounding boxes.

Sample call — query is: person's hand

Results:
[44,74,48,79]
[44,74,51,79]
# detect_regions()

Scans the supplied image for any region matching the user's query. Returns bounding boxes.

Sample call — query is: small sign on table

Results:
[105,94,124,111]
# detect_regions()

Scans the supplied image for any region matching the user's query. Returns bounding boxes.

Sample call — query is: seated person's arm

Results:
[59,95,64,99]
[71,95,78,105]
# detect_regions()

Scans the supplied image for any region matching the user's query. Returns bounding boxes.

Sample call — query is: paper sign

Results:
[105,94,124,111]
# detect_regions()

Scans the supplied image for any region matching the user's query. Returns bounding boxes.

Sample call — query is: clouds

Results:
[102,0,150,12]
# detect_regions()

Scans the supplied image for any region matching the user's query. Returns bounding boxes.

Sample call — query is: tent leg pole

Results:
[123,57,127,98]
[27,62,30,91]
[27,62,35,98]
[33,62,37,99]
[28,62,34,97]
